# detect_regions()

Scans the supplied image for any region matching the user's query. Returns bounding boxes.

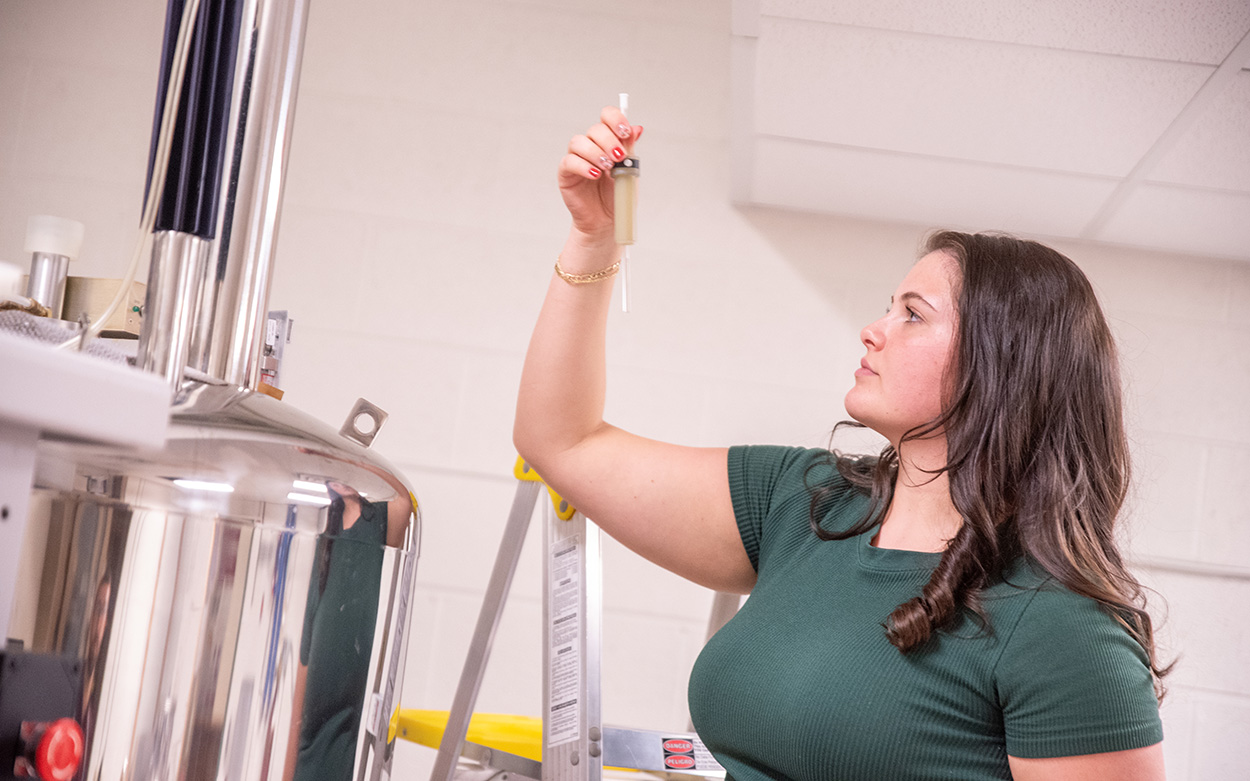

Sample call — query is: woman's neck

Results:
[873,438,963,552]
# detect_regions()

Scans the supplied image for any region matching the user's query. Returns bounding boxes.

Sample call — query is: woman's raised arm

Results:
[513,107,754,594]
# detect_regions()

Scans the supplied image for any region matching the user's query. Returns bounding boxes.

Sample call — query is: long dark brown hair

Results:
[810,230,1171,697]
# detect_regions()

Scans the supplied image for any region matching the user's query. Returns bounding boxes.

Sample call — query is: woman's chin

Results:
[842,401,892,443]
[843,390,869,426]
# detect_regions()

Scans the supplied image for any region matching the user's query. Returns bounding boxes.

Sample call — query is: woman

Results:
[514,106,1167,780]
[285,460,413,781]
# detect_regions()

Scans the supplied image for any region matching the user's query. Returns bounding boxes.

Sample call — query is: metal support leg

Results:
[431,480,543,781]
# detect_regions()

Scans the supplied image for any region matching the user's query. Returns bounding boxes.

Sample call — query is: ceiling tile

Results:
[1147,71,1250,193]
[749,137,1119,238]
[755,19,1212,176]
[1094,183,1250,260]
[761,0,1250,65]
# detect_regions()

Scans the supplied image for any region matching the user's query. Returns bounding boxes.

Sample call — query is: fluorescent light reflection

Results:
[287,491,331,506]
[174,479,235,493]
[292,480,329,493]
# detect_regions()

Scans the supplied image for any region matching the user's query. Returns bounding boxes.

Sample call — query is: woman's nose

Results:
[861,319,883,349]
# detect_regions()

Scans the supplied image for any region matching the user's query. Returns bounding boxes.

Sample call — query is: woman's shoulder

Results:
[983,561,1110,622]
[983,561,1153,669]
[986,562,1162,757]
[728,443,831,477]
[727,444,868,498]
[728,445,871,516]
[727,445,870,566]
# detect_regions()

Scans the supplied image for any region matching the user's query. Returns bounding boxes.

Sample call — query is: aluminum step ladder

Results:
[414,457,732,781]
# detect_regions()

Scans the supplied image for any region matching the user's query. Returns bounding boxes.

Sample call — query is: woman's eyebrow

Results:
[893,292,938,311]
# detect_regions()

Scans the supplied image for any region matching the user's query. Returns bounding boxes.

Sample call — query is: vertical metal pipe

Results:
[136,231,211,392]
[193,0,311,389]
[23,214,84,318]
[24,253,71,317]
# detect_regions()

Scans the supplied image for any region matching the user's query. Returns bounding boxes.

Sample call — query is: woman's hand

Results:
[514,110,753,595]
[557,106,642,245]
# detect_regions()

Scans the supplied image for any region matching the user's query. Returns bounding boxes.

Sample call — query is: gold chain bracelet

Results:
[554,256,620,285]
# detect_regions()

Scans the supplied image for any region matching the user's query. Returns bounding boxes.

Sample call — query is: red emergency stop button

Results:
[34,718,83,781]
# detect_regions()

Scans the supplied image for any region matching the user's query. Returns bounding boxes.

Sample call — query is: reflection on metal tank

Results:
[17,381,419,781]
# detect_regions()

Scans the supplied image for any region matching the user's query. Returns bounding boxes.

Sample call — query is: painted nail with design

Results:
[617,123,631,139]
[598,155,613,170]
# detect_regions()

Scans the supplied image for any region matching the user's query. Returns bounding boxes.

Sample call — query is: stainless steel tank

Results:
[16,381,418,781]
[3,0,422,778]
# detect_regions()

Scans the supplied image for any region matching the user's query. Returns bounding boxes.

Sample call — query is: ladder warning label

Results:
[548,536,581,747]
[663,736,722,771]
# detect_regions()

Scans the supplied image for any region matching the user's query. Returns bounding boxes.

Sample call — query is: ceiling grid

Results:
[733,1,1250,261]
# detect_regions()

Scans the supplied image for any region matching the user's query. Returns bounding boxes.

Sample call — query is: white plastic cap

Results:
[0,261,23,297]
[24,214,85,260]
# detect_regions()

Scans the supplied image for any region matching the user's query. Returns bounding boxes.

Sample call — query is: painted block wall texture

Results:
[1,1,1247,779]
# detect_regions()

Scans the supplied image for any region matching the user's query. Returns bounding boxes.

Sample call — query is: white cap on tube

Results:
[24,215,85,260]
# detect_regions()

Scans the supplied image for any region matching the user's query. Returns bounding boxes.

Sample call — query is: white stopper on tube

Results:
[24,215,85,260]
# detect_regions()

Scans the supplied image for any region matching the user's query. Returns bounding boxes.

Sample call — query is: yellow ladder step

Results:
[395,710,543,762]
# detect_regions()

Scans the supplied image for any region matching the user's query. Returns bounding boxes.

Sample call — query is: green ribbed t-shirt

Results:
[294,500,388,781]
[687,446,1162,781]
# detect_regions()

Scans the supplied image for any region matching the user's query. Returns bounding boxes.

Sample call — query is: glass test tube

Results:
[611,93,636,313]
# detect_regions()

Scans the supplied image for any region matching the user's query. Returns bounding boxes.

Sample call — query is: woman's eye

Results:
[905,307,920,322]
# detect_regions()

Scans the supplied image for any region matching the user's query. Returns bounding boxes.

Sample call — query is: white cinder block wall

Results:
[1,1,1247,779]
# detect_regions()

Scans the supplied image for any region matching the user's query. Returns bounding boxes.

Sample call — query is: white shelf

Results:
[0,330,169,639]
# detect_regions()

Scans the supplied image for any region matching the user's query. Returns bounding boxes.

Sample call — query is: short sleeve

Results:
[727,445,845,572]
[995,587,1163,758]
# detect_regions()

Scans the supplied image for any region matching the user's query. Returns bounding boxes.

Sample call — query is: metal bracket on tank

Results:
[339,398,388,448]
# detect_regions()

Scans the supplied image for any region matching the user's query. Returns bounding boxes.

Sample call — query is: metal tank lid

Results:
[36,380,418,549]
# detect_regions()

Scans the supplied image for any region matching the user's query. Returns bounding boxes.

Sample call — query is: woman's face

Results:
[844,251,960,446]
[327,481,361,500]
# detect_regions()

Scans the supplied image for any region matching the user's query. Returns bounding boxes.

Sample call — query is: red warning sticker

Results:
[663,739,694,754]
[665,755,697,770]
[662,736,698,770]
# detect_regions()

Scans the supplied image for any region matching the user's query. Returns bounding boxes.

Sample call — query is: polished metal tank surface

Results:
[14,381,419,781]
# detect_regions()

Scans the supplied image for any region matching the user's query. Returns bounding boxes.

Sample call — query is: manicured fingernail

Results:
[612,147,625,161]
[598,155,613,170]
[617,123,631,139]
[589,167,602,178]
